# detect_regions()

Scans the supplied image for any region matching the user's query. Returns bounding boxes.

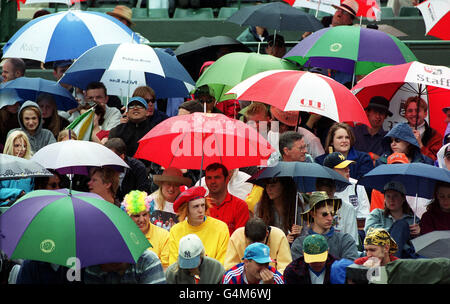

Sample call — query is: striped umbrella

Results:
[59,43,195,99]
[2,10,139,63]
[65,107,95,141]
[417,0,450,41]
[0,189,150,268]
[284,26,416,76]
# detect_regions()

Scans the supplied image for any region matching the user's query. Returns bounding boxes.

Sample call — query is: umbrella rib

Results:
[168,132,189,168]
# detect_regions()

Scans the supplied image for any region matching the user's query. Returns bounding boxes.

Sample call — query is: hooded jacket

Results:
[7,101,56,154]
[436,143,449,169]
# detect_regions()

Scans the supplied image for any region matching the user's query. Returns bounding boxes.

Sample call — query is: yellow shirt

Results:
[145,223,170,268]
[245,185,264,214]
[168,216,230,266]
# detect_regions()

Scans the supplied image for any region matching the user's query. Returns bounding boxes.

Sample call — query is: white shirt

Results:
[335,178,370,220]
[333,198,360,246]
[268,128,325,159]
[309,269,326,284]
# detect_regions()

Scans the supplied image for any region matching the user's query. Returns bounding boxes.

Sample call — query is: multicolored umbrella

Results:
[195,52,299,102]
[417,0,450,41]
[283,26,417,76]
[351,61,449,136]
[134,112,274,170]
[227,69,370,125]
[0,189,150,268]
[59,43,195,99]
[2,10,138,62]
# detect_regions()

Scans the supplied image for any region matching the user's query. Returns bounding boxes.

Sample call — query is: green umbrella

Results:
[195,52,299,102]
[0,189,151,268]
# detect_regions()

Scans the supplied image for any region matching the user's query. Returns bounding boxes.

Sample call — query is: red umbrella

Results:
[226,69,370,126]
[417,0,450,41]
[134,112,274,170]
[352,61,449,136]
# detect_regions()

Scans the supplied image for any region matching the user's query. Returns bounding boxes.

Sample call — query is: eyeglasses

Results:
[145,98,155,104]
[128,104,146,110]
[321,211,335,217]
[391,138,401,143]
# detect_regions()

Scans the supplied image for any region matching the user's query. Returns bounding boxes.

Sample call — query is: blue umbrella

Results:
[0,89,23,110]
[59,43,195,99]
[247,161,351,193]
[0,77,78,111]
[358,163,450,199]
[2,10,139,62]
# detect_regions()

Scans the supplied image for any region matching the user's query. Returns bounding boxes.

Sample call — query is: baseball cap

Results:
[303,234,329,263]
[383,181,406,195]
[178,234,204,269]
[126,96,148,111]
[323,152,355,169]
[243,243,273,264]
[387,152,409,164]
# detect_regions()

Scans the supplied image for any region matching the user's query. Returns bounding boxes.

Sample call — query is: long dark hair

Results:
[256,177,298,234]
[426,181,450,212]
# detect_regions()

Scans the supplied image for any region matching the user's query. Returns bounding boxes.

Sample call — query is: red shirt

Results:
[207,192,249,235]
[354,255,399,265]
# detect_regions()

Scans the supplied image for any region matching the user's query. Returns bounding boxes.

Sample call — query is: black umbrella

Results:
[226,2,323,32]
[174,36,252,81]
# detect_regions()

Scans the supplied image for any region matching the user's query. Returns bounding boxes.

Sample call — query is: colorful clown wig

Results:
[121,190,151,215]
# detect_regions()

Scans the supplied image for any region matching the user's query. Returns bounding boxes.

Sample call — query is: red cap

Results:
[387,152,409,164]
[173,186,207,213]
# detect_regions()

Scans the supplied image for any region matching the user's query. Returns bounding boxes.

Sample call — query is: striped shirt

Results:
[222,263,284,284]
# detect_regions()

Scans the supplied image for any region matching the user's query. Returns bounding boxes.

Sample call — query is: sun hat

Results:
[383,181,406,196]
[387,152,409,164]
[243,243,273,264]
[107,5,134,26]
[332,0,359,17]
[365,96,393,117]
[178,234,204,269]
[270,107,300,127]
[173,186,206,213]
[301,191,342,215]
[323,152,355,169]
[126,96,148,111]
[303,234,329,263]
[153,167,192,187]
[364,227,398,255]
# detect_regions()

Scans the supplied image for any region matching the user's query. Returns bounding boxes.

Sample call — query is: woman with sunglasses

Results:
[290,191,359,261]
[375,122,434,166]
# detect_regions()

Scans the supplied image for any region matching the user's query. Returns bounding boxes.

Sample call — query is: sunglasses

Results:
[321,211,335,217]
[128,104,146,110]
[390,138,401,143]
[145,98,155,104]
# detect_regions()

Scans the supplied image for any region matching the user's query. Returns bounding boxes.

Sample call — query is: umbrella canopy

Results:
[31,140,129,176]
[358,163,450,199]
[2,10,139,63]
[59,43,195,99]
[0,189,150,268]
[247,161,351,193]
[286,0,339,15]
[283,26,417,75]
[417,0,450,41]
[0,154,53,180]
[196,52,299,102]
[351,61,450,136]
[226,1,323,32]
[411,230,450,259]
[0,89,23,110]
[134,112,274,170]
[227,69,370,126]
[174,35,252,81]
[0,77,78,111]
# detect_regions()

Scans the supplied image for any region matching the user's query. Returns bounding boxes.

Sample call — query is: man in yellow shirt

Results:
[121,190,170,269]
[169,186,230,266]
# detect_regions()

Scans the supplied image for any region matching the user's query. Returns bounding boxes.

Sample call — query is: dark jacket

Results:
[108,110,168,158]
[283,255,337,284]
[117,156,151,201]
[315,147,374,180]
[420,121,443,161]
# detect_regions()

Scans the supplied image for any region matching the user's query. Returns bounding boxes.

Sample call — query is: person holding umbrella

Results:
[420,181,450,235]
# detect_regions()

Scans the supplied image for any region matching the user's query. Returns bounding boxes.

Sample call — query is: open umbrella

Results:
[59,43,195,99]
[0,154,53,180]
[195,52,299,102]
[0,189,150,268]
[0,89,23,110]
[2,10,139,63]
[226,1,323,32]
[174,35,252,81]
[286,0,339,15]
[283,26,417,76]
[226,69,370,126]
[0,77,78,111]
[358,163,450,199]
[411,230,450,259]
[351,61,450,136]
[134,112,274,171]
[247,161,351,193]
[417,0,450,41]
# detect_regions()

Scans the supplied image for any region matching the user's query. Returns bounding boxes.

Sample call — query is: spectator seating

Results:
[173,7,214,19]
[218,7,238,19]
[381,6,394,18]
[399,6,421,17]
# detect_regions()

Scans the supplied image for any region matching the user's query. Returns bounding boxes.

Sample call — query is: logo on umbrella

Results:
[329,43,343,52]
[129,232,140,245]
[423,66,442,76]
[40,239,56,254]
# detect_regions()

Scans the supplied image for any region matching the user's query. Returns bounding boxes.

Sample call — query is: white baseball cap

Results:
[178,234,204,269]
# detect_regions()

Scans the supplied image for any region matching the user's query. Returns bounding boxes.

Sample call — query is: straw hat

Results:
[107,5,134,26]
[270,107,300,127]
[153,167,192,187]
[332,0,359,17]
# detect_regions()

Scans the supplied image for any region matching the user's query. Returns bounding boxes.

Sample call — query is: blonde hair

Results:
[245,102,269,119]
[177,197,210,222]
[132,86,155,101]
[151,188,166,211]
[57,129,78,142]
[3,130,32,159]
